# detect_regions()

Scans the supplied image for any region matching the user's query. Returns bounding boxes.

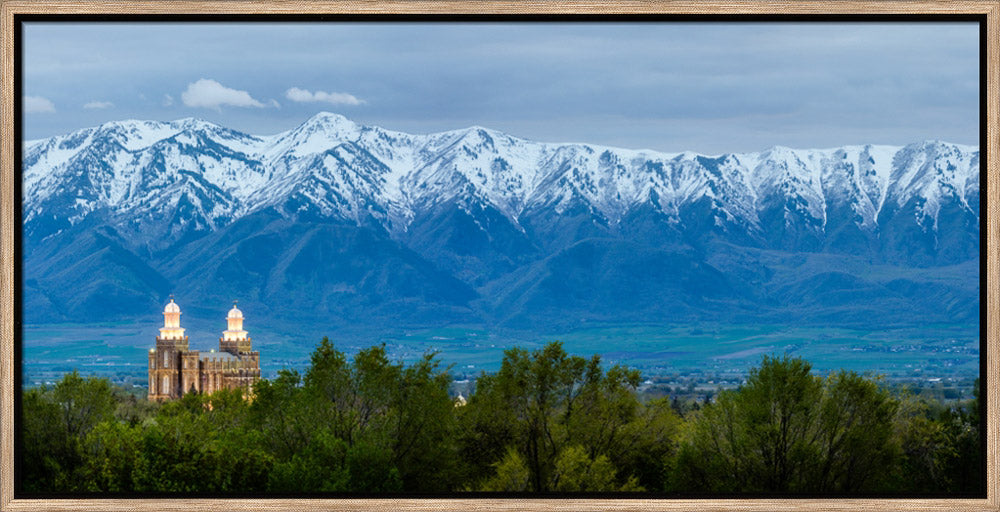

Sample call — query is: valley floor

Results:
[21,321,979,397]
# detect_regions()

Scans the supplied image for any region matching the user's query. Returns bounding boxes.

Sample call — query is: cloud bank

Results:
[182,79,266,109]
[286,87,365,106]
[24,96,56,113]
[83,100,113,109]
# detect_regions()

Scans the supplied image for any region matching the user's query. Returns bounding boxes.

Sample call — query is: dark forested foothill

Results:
[19,340,982,495]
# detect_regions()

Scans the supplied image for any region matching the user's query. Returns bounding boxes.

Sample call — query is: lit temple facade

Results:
[147,298,261,401]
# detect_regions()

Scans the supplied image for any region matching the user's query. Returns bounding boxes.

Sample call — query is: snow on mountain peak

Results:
[170,117,213,128]
[21,114,979,243]
[269,111,364,158]
[307,111,353,124]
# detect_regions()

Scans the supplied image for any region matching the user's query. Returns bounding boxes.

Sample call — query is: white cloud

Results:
[83,100,113,109]
[163,94,174,107]
[24,96,56,113]
[181,79,266,109]
[285,87,365,106]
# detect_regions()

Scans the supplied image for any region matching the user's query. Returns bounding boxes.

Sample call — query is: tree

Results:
[250,368,315,459]
[891,382,981,494]
[267,430,349,492]
[481,445,639,492]
[612,397,680,491]
[551,445,634,492]
[941,378,983,494]
[670,355,900,493]
[892,397,955,492]
[78,421,142,492]
[52,371,117,440]
[389,352,462,491]
[462,342,671,492]
[812,371,898,492]
[480,447,531,492]
[462,343,588,491]
[20,371,118,492]
[253,337,461,492]
[20,387,68,492]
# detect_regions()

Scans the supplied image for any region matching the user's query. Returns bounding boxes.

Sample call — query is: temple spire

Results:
[159,297,185,340]
[221,301,251,353]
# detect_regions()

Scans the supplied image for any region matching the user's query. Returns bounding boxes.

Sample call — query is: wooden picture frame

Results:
[1,1,997,510]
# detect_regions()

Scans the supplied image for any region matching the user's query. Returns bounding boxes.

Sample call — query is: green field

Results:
[22,321,979,389]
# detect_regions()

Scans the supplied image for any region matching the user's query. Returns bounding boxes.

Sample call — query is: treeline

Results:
[21,339,981,494]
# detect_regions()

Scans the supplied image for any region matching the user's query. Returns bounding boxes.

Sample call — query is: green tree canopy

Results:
[670,355,899,493]
[463,342,680,492]
[19,342,979,495]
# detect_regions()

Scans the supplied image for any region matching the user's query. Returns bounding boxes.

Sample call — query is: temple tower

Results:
[220,302,253,355]
[148,297,192,400]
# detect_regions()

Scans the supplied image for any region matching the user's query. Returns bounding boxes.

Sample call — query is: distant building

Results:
[147,298,260,401]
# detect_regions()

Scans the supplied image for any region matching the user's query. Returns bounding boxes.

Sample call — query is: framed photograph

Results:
[1,1,997,511]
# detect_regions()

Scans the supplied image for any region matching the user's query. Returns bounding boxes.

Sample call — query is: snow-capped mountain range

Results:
[24,112,978,242]
[21,113,980,330]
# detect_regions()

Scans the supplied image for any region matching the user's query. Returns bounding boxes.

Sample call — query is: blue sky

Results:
[22,22,979,154]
